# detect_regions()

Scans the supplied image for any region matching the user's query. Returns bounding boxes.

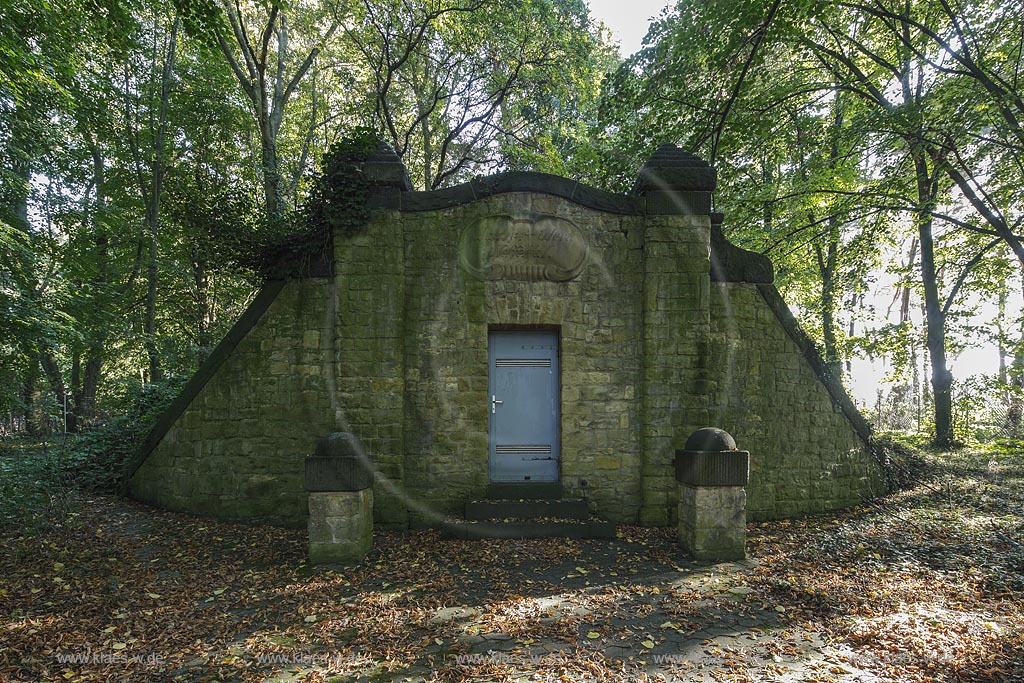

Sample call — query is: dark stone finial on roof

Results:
[633,143,717,194]
[364,141,413,194]
[633,143,716,215]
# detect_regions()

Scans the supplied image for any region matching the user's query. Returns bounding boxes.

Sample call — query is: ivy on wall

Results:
[259,128,380,279]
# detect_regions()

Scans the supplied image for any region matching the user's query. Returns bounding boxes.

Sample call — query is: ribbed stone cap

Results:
[675,428,748,486]
[632,143,717,195]
[306,432,375,491]
[674,450,749,487]
[364,141,412,192]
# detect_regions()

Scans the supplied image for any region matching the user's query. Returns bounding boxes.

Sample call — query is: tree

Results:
[839,0,1024,271]
[598,0,878,381]
[345,0,611,189]
[123,11,181,382]
[796,0,1012,446]
[206,0,341,218]
[0,0,135,431]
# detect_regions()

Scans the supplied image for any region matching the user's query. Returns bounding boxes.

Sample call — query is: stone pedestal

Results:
[308,489,374,564]
[305,432,375,564]
[677,484,746,560]
[675,428,749,561]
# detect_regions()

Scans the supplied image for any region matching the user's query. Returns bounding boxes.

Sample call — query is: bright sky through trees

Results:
[587,0,667,55]
[588,0,1013,410]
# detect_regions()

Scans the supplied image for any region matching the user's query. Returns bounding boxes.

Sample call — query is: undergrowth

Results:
[0,379,183,534]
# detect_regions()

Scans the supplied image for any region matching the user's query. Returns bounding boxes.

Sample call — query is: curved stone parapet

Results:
[709,215,774,284]
[398,171,643,215]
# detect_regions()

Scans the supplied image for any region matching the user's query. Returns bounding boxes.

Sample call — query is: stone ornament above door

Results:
[458,212,588,282]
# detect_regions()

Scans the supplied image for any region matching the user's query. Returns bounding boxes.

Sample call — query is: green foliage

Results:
[3,0,614,437]
[871,431,933,490]
[172,186,265,274]
[951,375,1024,444]
[0,379,187,533]
[173,0,224,46]
[303,127,378,238]
[5,0,1021,460]
[202,128,379,278]
[0,438,76,534]
[347,0,613,189]
[62,378,185,494]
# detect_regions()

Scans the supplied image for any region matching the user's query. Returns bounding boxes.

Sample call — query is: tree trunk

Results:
[911,144,954,448]
[77,143,111,423]
[820,92,845,379]
[21,365,39,436]
[1010,320,1024,433]
[761,155,774,234]
[192,248,214,357]
[817,221,841,379]
[799,98,843,380]
[8,104,39,434]
[214,3,335,218]
[66,345,101,430]
[69,350,81,433]
[143,16,179,383]
[40,351,69,433]
[7,103,33,236]
[145,208,161,382]
[259,128,282,220]
[77,352,102,423]
[997,288,1008,386]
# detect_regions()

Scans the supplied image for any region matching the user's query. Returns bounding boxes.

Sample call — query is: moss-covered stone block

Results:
[308,489,373,564]
[678,483,746,561]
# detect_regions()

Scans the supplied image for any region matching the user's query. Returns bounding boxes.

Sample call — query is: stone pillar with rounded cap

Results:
[305,432,375,564]
[675,428,749,561]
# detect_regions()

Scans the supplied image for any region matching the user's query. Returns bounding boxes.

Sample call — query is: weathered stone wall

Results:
[129,279,337,527]
[399,193,645,524]
[332,211,408,528]
[128,149,886,529]
[707,282,884,520]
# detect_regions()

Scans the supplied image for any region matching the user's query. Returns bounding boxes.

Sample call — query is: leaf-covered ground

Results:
[2,448,1022,682]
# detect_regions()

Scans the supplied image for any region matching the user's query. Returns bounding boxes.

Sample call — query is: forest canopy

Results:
[1,0,1021,450]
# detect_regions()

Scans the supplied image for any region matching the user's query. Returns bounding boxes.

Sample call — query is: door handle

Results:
[491,395,503,414]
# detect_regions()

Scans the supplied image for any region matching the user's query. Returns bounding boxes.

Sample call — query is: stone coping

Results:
[389,171,645,215]
[709,222,773,284]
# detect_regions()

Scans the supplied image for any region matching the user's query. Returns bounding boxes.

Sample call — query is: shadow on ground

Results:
[2,447,1022,682]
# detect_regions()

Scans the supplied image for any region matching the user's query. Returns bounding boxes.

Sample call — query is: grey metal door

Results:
[488,330,560,482]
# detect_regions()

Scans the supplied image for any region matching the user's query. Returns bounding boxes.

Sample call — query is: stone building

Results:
[127,144,885,529]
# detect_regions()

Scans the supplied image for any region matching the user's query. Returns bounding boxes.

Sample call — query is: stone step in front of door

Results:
[440,517,616,540]
[465,498,589,521]
[485,482,563,500]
